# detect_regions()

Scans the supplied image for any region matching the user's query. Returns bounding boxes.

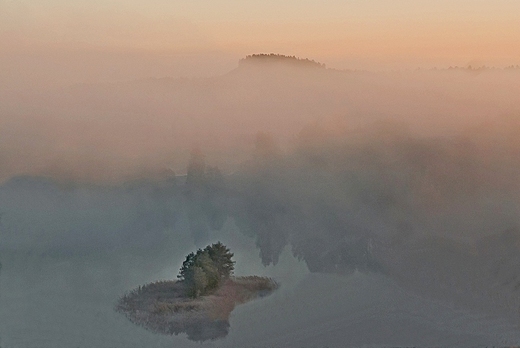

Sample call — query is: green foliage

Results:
[204,241,235,279]
[190,266,208,298]
[177,252,196,282]
[194,251,220,291]
[178,242,235,298]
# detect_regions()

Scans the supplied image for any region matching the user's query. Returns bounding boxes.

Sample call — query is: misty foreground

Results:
[115,276,278,341]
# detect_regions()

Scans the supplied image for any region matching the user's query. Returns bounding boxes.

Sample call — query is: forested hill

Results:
[238,54,326,69]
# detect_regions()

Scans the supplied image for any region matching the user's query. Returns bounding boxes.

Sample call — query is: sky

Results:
[1,0,520,84]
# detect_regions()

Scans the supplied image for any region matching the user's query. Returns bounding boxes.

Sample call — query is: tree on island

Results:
[178,242,235,298]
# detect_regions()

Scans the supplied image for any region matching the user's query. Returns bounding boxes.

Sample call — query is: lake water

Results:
[3,239,520,348]
[1,178,520,347]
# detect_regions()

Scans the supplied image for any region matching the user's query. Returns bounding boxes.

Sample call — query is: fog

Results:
[1,57,519,182]
[2,56,520,346]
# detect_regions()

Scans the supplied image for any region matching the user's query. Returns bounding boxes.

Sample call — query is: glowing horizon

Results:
[2,1,519,70]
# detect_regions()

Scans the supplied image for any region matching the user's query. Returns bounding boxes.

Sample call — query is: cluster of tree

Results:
[445,65,520,71]
[184,149,228,245]
[177,242,235,298]
[223,119,520,274]
[239,53,326,68]
[178,117,520,276]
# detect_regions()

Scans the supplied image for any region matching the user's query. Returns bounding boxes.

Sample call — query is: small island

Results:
[116,242,278,341]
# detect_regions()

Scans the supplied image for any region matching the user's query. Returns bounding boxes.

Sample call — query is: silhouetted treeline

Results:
[239,54,326,68]
[184,149,229,245]
[2,117,520,281]
[223,117,520,274]
[445,65,520,71]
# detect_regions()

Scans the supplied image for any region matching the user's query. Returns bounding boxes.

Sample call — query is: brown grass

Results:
[115,276,278,341]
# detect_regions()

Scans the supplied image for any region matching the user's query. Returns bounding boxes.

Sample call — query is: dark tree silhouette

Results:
[239,53,326,68]
[184,149,229,245]
[186,148,206,188]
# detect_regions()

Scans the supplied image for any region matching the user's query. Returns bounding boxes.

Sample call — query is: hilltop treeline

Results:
[239,54,326,68]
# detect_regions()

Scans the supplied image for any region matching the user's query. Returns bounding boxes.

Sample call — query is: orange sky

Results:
[1,0,519,81]
[1,1,520,181]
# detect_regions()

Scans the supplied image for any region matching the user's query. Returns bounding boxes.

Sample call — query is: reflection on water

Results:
[2,248,520,347]
[0,229,296,348]
[115,280,230,342]
[0,250,205,348]
[172,319,230,342]
[124,310,230,342]
[115,278,277,342]
[0,258,2,348]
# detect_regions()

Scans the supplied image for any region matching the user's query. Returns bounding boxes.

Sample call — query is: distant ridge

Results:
[238,54,326,69]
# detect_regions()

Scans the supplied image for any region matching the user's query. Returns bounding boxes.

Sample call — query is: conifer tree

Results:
[177,242,235,297]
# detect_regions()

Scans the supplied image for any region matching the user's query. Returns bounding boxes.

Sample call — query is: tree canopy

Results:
[178,242,235,297]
